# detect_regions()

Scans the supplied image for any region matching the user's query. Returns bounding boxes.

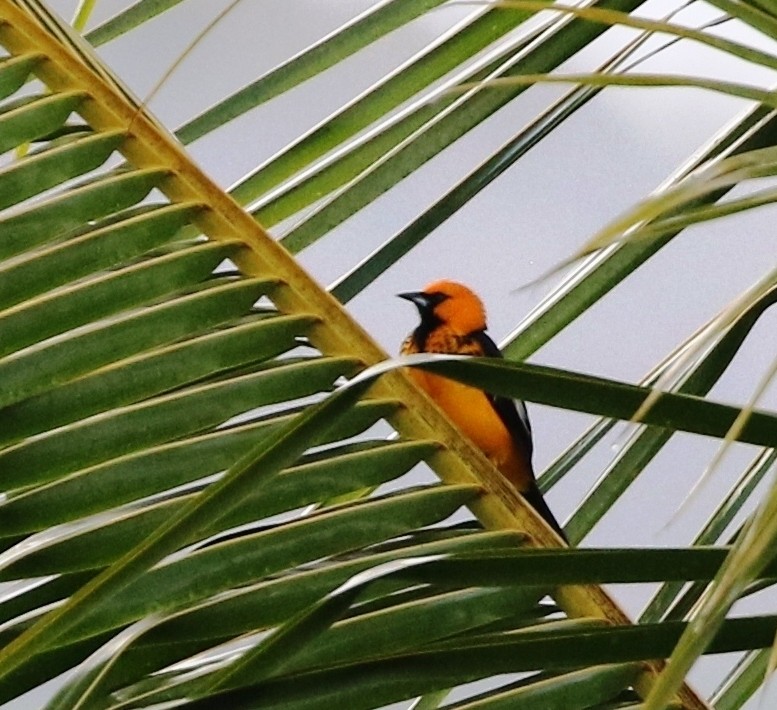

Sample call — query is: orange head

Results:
[398,279,487,335]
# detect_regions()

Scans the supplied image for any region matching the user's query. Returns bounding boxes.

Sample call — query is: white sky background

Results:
[10,0,777,708]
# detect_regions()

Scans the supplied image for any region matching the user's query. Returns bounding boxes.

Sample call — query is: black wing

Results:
[472,330,533,461]
[472,331,567,541]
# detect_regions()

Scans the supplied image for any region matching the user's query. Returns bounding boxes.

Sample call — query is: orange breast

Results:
[407,368,533,491]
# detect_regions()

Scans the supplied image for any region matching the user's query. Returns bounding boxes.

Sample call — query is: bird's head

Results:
[398,280,487,335]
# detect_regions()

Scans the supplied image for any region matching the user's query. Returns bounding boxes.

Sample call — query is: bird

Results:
[398,279,566,541]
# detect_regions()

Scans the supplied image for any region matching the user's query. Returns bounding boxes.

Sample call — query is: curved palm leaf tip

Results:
[1,0,777,708]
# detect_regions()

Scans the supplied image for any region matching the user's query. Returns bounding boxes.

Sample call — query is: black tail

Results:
[522,483,568,543]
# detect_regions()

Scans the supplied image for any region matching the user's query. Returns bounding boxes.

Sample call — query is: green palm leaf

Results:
[1,1,777,708]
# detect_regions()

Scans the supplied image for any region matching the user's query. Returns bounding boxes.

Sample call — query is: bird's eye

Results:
[429,292,449,306]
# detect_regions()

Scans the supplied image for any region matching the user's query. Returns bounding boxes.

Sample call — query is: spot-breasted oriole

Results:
[399,279,566,541]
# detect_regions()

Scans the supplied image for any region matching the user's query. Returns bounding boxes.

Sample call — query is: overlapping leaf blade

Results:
[2,0,777,707]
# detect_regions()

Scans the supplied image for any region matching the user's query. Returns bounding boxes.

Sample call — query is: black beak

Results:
[397,291,433,312]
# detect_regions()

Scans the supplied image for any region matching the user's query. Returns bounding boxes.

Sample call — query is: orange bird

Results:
[399,279,566,541]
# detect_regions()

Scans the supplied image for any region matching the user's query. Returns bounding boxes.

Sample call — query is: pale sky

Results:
[9,1,777,707]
